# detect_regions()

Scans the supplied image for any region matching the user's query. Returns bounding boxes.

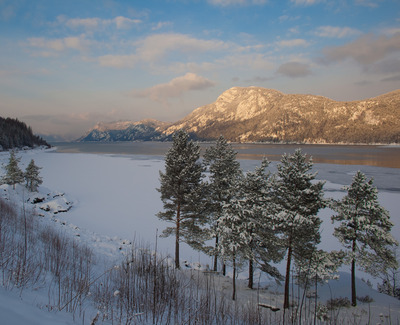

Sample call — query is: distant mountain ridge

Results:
[79,87,400,144]
[78,119,170,142]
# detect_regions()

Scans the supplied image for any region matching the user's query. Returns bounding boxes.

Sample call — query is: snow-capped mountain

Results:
[79,87,400,143]
[164,87,400,143]
[78,119,170,142]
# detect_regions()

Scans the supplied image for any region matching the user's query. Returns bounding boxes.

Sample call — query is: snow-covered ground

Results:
[1,147,399,324]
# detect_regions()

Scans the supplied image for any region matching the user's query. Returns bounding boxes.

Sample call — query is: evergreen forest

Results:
[0,116,50,150]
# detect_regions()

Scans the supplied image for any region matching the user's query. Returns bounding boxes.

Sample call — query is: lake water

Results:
[51,142,400,193]
[53,142,400,168]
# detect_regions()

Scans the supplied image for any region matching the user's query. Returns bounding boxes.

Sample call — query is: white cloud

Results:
[27,35,91,55]
[276,39,309,47]
[208,0,267,6]
[65,17,102,29]
[276,62,311,78]
[315,26,361,38]
[98,33,230,68]
[114,16,141,29]
[59,15,141,31]
[131,73,215,103]
[135,33,228,61]
[290,0,320,5]
[151,21,173,31]
[355,0,382,8]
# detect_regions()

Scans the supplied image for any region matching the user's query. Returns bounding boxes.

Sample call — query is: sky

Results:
[1,0,399,140]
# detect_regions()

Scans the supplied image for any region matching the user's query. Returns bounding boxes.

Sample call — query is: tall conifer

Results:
[332,171,398,306]
[203,135,242,273]
[25,159,42,192]
[157,130,205,269]
[2,151,24,189]
[272,149,325,309]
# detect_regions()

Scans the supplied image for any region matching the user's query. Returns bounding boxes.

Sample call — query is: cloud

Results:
[21,110,130,140]
[365,58,400,76]
[276,62,311,78]
[58,15,141,31]
[0,68,50,78]
[131,73,215,103]
[381,75,400,82]
[98,54,138,68]
[355,0,382,8]
[244,76,274,83]
[151,21,173,31]
[381,28,400,36]
[290,0,320,5]
[321,33,400,65]
[208,0,267,6]
[27,35,92,55]
[276,38,309,47]
[114,16,142,29]
[135,33,228,62]
[315,26,361,38]
[64,17,102,29]
[98,33,229,68]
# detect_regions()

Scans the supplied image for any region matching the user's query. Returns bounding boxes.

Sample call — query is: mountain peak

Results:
[78,87,400,144]
[163,87,400,143]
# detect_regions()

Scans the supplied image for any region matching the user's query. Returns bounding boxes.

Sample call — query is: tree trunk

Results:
[232,256,236,301]
[284,238,293,309]
[351,239,357,306]
[213,235,219,272]
[248,259,254,289]
[175,204,181,269]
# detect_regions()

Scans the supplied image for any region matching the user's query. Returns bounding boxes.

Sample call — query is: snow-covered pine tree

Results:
[272,149,325,309]
[157,130,206,269]
[203,135,242,273]
[217,185,252,300]
[241,159,285,288]
[332,171,398,306]
[25,159,42,192]
[2,151,24,189]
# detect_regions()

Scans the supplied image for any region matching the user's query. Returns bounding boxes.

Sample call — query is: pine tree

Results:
[25,159,42,192]
[332,171,398,306]
[203,135,242,273]
[272,149,325,309]
[217,182,252,300]
[241,159,284,288]
[157,130,205,269]
[2,151,24,189]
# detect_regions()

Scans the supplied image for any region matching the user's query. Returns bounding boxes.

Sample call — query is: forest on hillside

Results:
[0,117,50,150]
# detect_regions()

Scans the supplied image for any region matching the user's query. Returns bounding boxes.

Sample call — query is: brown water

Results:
[52,142,400,169]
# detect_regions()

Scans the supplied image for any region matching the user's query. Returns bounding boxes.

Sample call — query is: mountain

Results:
[78,119,170,142]
[79,87,400,144]
[164,87,400,143]
[0,117,50,150]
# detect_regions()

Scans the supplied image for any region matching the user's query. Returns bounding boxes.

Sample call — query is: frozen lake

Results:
[4,143,398,267]
[54,141,400,168]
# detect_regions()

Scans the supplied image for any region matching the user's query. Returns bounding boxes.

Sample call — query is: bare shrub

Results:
[327,296,351,310]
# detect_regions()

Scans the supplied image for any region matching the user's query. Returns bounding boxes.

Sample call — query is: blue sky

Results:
[1,0,399,140]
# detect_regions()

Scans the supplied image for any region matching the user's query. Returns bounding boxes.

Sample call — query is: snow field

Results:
[1,147,400,324]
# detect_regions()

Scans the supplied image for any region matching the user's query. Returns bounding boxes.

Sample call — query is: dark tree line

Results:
[0,117,50,150]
